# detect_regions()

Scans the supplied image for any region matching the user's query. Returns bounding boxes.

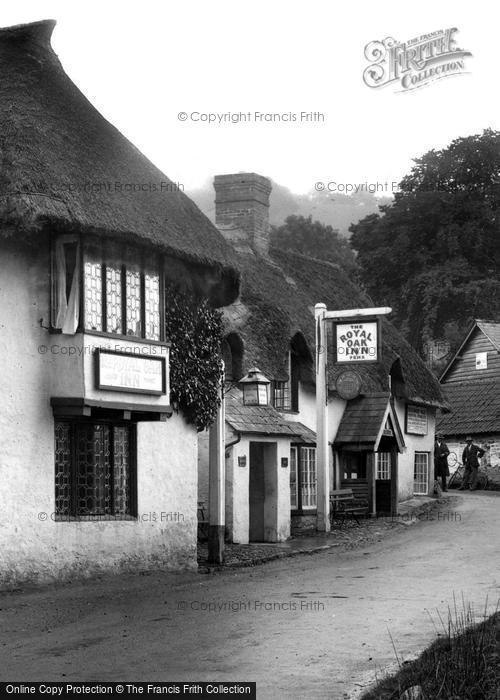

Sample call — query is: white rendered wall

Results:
[0,236,198,588]
[394,400,436,500]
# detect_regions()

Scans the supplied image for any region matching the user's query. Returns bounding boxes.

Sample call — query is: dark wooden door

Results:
[249,443,265,541]
[375,450,392,514]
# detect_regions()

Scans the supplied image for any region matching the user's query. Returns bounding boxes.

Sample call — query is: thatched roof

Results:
[0,21,239,304]
[225,246,446,408]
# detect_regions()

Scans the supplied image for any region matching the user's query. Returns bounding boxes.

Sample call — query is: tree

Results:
[271,214,359,275]
[350,129,500,356]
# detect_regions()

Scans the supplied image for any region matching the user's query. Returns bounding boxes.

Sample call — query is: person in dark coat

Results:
[434,432,450,492]
[460,436,485,491]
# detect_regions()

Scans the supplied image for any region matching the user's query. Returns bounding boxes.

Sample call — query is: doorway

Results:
[249,441,278,541]
[375,438,398,515]
[339,450,369,502]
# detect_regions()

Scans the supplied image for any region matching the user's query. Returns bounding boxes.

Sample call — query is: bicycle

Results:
[447,452,489,490]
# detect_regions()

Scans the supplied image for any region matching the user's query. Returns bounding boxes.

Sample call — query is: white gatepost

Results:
[315,303,330,532]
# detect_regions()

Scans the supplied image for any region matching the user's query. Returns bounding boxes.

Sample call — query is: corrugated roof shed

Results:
[437,378,500,436]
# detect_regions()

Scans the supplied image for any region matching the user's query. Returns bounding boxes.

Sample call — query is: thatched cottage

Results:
[198,173,447,543]
[0,20,239,587]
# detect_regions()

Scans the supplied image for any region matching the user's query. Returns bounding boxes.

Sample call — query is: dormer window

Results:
[52,235,163,341]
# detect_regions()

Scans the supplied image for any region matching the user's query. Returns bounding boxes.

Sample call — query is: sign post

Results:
[314,305,392,533]
[315,303,330,532]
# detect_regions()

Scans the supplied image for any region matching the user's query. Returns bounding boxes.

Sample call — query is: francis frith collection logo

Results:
[363,28,472,92]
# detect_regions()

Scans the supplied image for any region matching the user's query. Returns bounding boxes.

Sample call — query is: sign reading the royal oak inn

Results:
[335,321,378,363]
[95,349,167,395]
[363,28,472,92]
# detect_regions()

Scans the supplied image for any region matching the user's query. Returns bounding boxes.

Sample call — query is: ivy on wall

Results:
[164,286,224,431]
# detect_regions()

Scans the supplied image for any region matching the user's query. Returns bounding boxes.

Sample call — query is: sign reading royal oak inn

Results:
[335,321,378,362]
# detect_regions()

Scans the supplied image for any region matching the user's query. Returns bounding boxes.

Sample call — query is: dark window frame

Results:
[50,234,165,342]
[272,380,291,411]
[54,417,137,520]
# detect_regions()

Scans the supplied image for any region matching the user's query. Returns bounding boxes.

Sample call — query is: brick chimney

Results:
[214,173,272,256]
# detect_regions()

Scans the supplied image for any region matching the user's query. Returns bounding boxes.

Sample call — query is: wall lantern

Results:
[240,367,270,406]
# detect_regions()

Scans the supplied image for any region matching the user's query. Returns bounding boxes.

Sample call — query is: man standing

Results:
[460,436,485,491]
[434,432,450,492]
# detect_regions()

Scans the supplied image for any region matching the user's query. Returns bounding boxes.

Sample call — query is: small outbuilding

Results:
[438,320,500,486]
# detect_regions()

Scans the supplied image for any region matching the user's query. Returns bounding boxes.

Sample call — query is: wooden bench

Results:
[330,489,368,526]
[197,501,209,541]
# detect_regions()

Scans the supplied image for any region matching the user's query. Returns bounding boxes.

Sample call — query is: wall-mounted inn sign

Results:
[95,349,167,395]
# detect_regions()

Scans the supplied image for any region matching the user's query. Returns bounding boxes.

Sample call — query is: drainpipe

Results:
[225,433,242,452]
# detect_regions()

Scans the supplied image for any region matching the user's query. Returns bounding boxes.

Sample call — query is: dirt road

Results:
[1,492,499,699]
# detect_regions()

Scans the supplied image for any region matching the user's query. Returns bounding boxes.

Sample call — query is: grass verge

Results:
[361,597,500,700]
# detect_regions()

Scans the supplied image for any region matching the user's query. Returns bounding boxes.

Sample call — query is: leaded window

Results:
[81,240,163,341]
[145,272,160,341]
[126,269,142,337]
[55,422,72,515]
[113,426,131,515]
[52,236,163,340]
[55,420,135,518]
[106,266,123,334]
[84,261,103,331]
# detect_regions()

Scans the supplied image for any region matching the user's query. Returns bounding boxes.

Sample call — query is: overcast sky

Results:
[2,1,497,195]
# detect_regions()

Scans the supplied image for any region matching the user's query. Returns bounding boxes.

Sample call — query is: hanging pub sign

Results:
[334,320,379,363]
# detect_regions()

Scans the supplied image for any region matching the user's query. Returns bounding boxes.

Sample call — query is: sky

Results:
[1,1,498,195]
